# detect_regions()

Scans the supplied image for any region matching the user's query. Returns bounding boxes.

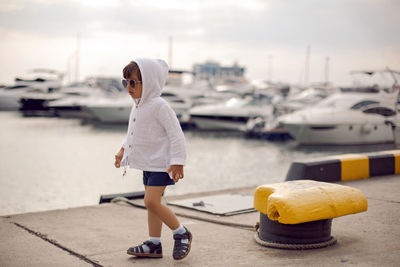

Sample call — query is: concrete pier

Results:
[1,175,399,266]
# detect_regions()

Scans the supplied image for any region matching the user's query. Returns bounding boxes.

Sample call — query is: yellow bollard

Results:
[254,180,367,249]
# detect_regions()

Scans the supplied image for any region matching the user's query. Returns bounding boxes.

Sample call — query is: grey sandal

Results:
[173,226,193,260]
[127,240,163,258]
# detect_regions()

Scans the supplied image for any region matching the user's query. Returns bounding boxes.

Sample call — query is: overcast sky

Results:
[0,0,399,86]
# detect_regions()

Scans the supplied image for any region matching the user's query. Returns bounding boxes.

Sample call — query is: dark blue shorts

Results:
[143,171,175,186]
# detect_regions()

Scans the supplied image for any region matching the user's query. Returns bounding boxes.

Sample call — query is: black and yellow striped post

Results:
[286,150,400,182]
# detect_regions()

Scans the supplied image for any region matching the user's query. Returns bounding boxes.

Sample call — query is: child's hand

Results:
[167,165,184,182]
[114,148,124,168]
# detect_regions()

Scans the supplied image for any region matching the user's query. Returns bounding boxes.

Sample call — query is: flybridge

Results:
[343,68,400,93]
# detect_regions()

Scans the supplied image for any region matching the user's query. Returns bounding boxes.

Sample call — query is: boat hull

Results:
[84,106,131,123]
[191,115,248,131]
[50,106,94,119]
[283,123,394,145]
[0,95,20,110]
[0,89,28,110]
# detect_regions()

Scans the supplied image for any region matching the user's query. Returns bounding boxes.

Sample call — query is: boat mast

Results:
[305,45,311,87]
[76,33,80,82]
[325,56,330,85]
[67,54,73,84]
[168,36,173,69]
[268,54,273,82]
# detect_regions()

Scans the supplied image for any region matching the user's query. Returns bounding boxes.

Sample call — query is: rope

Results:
[111,197,257,231]
[254,230,337,250]
[112,197,337,249]
[111,197,146,209]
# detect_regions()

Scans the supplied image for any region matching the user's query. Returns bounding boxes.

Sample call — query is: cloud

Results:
[0,0,399,84]
[195,0,400,51]
[1,0,399,48]
[126,0,400,51]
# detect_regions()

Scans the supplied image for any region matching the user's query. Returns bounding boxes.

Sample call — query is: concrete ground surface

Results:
[1,175,399,267]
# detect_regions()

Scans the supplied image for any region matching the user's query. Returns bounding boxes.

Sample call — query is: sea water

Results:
[0,111,395,215]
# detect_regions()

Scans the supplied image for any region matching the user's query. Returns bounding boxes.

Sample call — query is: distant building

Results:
[166,69,194,86]
[166,70,185,86]
[192,61,246,82]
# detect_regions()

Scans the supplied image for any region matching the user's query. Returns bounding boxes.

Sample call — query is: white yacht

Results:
[19,77,124,117]
[245,86,337,138]
[84,95,132,123]
[14,69,63,92]
[275,86,336,115]
[19,91,66,116]
[85,91,193,124]
[279,90,399,145]
[279,68,400,145]
[0,86,40,110]
[189,94,274,131]
[0,69,63,110]
[47,83,103,118]
[161,89,193,124]
[164,81,239,107]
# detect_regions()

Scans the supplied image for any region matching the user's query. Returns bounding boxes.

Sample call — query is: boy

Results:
[114,58,192,260]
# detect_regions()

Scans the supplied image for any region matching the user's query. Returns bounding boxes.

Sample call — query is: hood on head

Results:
[132,58,169,105]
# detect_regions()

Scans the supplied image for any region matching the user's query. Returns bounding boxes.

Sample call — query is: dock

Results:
[1,174,399,266]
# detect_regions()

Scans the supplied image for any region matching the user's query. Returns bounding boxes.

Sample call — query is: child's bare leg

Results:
[144,186,180,231]
[140,185,192,260]
[148,209,162,237]
[145,186,163,237]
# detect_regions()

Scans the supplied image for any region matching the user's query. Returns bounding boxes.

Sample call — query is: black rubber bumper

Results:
[258,213,333,244]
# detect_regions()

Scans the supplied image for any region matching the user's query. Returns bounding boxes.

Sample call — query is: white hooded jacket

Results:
[120,58,186,171]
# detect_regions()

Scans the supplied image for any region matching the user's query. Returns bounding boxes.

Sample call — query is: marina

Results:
[0,110,396,216]
[1,64,400,220]
[1,1,399,266]
[2,69,399,266]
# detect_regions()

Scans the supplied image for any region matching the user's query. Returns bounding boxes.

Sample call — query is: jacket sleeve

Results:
[158,103,187,165]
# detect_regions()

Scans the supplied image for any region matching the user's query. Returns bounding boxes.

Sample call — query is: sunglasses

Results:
[121,79,141,89]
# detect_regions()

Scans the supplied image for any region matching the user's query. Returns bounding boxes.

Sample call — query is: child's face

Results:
[126,72,142,99]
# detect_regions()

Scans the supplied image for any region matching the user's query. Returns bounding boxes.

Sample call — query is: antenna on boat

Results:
[66,55,73,83]
[268,54,273,82]
[168,36,173,69]
[76,33,80,82]
[304,45,311,87]
[65,33,81,84]
[325,56,330,85]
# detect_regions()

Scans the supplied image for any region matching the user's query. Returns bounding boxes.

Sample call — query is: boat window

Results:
[171,99,185,103]
[310,126,336,130]
[351,101,379,110]
[6,85,28,89]
[161,92,176,97]
[362,107,396,117]
[316,94,375,109]
[65,92,82,96]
